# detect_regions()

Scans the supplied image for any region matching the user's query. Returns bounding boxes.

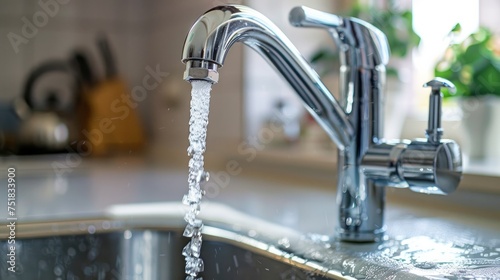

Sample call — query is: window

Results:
[411,0,479,115]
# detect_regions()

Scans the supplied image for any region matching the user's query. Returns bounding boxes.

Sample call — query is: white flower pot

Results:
[460,96,500,160]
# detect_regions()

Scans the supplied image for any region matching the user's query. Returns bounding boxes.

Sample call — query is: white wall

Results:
[0,0,244,152]
[0,0,149,102]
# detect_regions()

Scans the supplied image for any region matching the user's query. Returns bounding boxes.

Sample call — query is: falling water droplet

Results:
[278,237,291,249]
[414,262,436,269]
[187,146,194,156]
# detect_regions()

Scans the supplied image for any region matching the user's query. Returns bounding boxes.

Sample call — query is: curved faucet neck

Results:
[182,5,354,150]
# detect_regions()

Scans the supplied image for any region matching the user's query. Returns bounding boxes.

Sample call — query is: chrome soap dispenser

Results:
[401,78,462,194]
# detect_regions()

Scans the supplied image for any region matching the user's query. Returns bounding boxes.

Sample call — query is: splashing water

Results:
[182,80,212,280]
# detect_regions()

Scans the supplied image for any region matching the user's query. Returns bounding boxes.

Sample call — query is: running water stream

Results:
[182,80,212,280]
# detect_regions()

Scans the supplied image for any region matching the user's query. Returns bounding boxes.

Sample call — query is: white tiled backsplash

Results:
[0,0,243,149]
[1,1,150,96]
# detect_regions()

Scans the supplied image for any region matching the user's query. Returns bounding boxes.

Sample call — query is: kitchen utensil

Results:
[71,50,97,88]
[80,35,145,156]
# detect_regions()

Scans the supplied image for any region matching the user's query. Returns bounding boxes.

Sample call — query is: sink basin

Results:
[1,201,499,280]
[0,203,344,280]
[0,225,340,279]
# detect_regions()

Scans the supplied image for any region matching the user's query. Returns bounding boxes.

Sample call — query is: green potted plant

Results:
[434,24,500,159]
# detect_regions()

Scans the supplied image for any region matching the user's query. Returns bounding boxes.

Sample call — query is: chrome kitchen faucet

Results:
[181,5,462,242]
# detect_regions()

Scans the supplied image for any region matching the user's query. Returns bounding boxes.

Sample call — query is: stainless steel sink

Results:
[1,202,499,280]
[0,204,345,280]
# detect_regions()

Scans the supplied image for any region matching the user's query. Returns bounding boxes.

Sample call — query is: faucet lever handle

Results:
[289,6,343,30]
[422,78,456,144]
[290,6,389,66]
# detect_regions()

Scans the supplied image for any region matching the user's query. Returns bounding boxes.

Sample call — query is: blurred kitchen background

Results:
[1,0,500,172]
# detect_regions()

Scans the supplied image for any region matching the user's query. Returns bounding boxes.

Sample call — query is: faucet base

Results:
[336,227,386,243]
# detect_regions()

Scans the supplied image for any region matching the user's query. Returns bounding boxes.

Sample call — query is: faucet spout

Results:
[182,5,353,150]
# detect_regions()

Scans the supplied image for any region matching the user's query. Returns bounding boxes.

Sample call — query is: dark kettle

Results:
[14,60,81,153]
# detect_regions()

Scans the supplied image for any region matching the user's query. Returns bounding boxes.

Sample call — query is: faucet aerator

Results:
[183,60,219,84]
[183,67,219,84]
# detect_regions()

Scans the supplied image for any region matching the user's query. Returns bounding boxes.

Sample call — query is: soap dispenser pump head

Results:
[423,78,456,144]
